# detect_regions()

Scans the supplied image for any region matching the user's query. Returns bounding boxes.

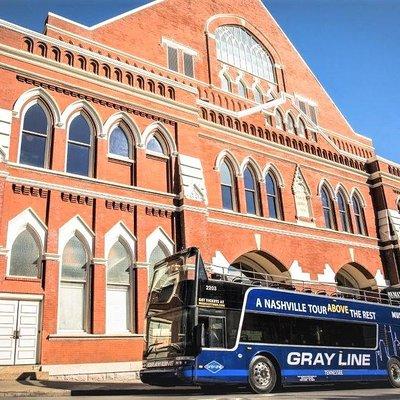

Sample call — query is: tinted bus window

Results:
[241,313,376,349]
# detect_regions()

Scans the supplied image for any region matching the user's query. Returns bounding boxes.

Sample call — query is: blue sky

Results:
[0,0,398,162]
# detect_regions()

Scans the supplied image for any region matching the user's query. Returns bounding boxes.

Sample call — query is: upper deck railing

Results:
[206,265,400,307]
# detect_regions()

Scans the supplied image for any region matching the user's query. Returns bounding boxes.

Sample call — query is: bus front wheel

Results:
[248,355,277,394]
[388,358,400,388]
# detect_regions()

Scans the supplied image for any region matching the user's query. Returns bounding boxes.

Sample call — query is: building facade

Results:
[0,0,399,378]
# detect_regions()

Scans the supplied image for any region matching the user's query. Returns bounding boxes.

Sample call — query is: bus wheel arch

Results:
[248,353,280,393]
[387,357,400,388]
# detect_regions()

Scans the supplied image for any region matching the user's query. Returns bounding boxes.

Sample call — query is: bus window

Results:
[199,316,226,348]
[241,313,376,349]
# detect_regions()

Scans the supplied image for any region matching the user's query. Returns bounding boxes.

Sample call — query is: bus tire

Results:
[388,358,400,388]
[248,355,277,394]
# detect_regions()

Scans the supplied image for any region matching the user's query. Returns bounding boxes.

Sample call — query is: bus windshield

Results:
[144,248,199,360]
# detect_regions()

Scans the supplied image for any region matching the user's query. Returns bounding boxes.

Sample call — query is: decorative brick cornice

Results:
[145,206,173,219]
[12,183,48,198]
[105,199,134,212]
[61,192,93,206]
[16,75,176,126]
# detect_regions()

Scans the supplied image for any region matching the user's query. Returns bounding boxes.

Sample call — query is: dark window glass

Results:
[199,316,226,348]
[69,115,91,144]
[353,196,366,235]
[67,115,92,176]
[244,168,257,215]
[147,136,165,154]
[266,173,280,219]
[321,187,335,229]
[220,161,234,210]
[110,126,130,157]
[241,312,376,349]
[20,103,49,168]
[338,192,350,232]
[23,103,47,134]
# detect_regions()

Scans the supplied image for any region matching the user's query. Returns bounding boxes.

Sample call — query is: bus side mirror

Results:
[194,323,205,350]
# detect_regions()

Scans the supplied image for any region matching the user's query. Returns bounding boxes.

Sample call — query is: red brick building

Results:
[0,0,399,379]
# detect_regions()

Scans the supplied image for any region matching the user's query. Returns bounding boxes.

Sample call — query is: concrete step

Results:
[0,365,49,381]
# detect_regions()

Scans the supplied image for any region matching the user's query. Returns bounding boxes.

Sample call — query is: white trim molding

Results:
[104,221,136,260]
[58,215,94,255]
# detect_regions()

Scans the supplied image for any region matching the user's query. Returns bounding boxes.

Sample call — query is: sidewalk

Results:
[0,379,147,397]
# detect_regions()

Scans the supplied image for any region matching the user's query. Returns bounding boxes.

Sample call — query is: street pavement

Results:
[1,381,400,399]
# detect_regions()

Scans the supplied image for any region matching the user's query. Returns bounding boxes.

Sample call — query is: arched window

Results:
[337,191,351,233]
[20,103,50,168]
[266,172,281,219]
[220,161,235,211]
[353,195,367,235]
[321,187,336,230]
[244,167,258,215]
[146,135,165,155]
[9,229,41,277]
[148,242,169,287]
[66,114,93,176]
[109,125,130,158]
[336,269,359,289]
[221,73,232,92]
[215,25,275,82]
[298,119,306,138]
[287,114,295,134]
[275,110,283,130]
[106,241,132,333]
[59,236,90,332]
[238,80,247,98]
[254,87,263,104]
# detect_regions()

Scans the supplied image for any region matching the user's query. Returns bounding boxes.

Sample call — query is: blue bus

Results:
[140,248,400,393]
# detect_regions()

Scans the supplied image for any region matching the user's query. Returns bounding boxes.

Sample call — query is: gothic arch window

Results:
[321,186,336,230]
[275,110,283,130]
[298,119,306,138]
[337,190,351,233]
[66,113,94,177]
[238,80,247,98]
[220,160,236,211]
[254,86,263,104]
[244,166,259,215]
[9,228,42,278]
[148,241,170,286]
[106,240,132,333]
[221,73,232,92]
[20,102,52,168]
[59,235,91,332]
[352,194,367,235]
[287,114,295,134]
[265,171,282,219]
[109,125,131,159]
[215,25,275,82]
[146,134,166,155]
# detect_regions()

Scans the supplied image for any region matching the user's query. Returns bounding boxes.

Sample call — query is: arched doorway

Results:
[335,263,377,295]
[229,250,290,283]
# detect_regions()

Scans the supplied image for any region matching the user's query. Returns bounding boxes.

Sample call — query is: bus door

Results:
[198,315,226,348]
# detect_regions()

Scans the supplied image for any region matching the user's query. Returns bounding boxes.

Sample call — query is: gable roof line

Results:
[257,0,357,136]
[47,0,166,31]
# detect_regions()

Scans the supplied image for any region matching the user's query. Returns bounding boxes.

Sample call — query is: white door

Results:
[0,300,40,365]
[0,300,18,365]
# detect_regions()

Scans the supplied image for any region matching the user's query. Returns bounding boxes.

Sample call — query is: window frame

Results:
[253,86,263,104]
[220,160,236,211]
[7,226,43,279]
[145,133,169,159]
[220,73,232,93]
[321,186,337,230]
[18,100,52,169]
[106,239,134,333]
[337,191,352,233]
[244,166,260,215]
[352,195,367,236]
[65,112,95,178]
[167,46,179,72]
[58,234,92,333]
[108,123,133,161]
[238,80,248,98]
[265,171,282,220]
[183,52,195,78]
[275,109,284,130]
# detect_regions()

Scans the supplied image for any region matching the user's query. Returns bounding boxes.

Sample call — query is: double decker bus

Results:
[140,247,400,393]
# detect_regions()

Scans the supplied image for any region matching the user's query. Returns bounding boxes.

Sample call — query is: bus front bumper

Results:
[140,366,194,387]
